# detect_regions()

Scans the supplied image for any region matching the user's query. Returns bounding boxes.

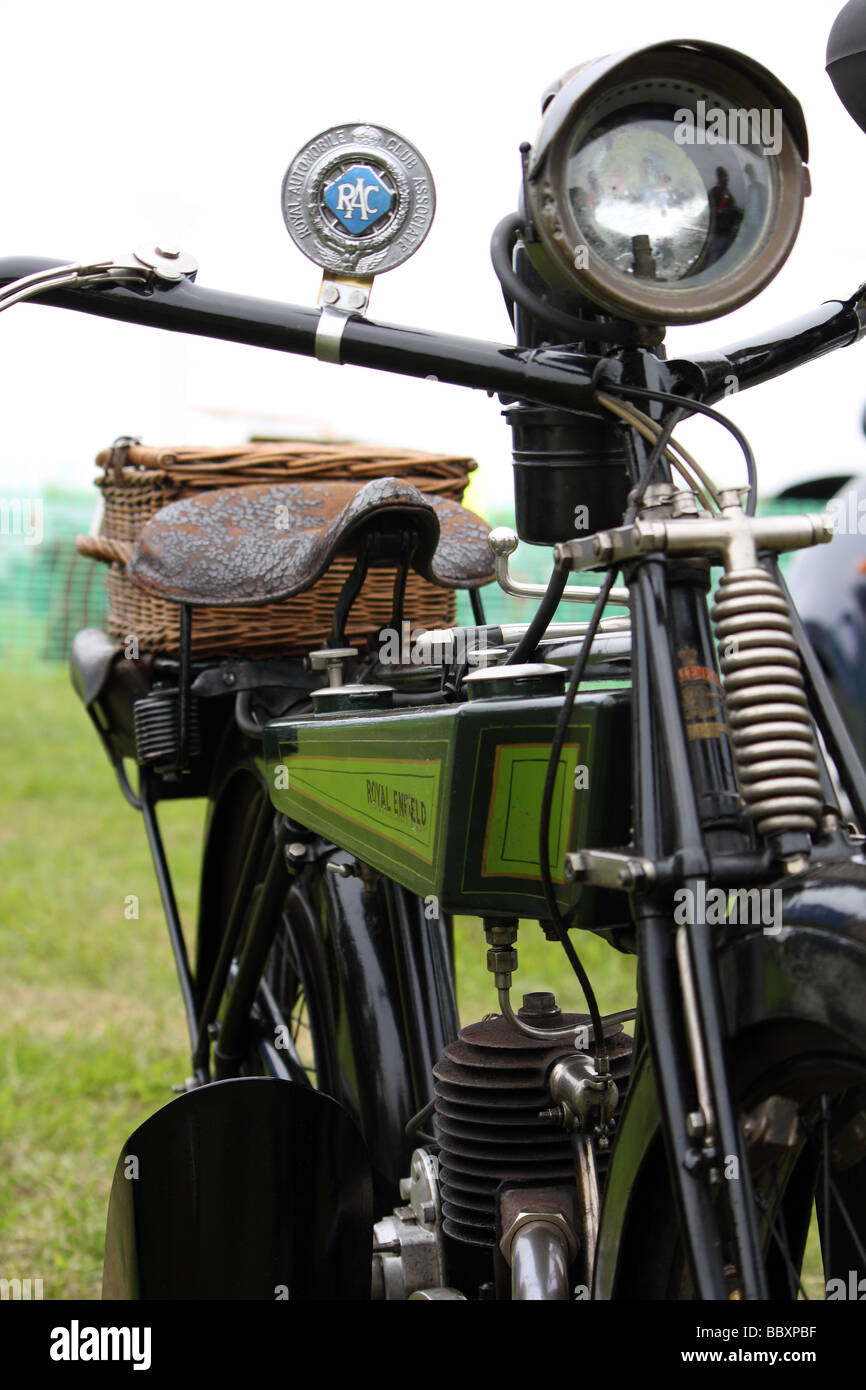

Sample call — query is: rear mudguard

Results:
[102,1077,373,1300]
[595,859,866,1298]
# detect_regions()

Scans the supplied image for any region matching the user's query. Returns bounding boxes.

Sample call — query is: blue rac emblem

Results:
[282,124,435,273]
[324,165,392,234]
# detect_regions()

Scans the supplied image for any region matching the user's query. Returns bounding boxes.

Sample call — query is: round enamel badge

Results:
[281,124,435,275]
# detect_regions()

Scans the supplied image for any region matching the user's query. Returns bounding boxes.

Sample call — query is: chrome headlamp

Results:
[525,41,809,325]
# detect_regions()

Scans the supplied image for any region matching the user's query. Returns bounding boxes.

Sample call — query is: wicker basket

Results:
[77,440,478,657]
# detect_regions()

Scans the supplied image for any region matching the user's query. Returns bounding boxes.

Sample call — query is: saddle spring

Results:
[710,567,823,839]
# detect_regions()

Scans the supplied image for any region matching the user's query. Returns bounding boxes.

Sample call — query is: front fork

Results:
[628,550,769,1298]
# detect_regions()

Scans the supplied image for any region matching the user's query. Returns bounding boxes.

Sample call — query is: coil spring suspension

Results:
[134,684,201,773]
[710,567,822,839]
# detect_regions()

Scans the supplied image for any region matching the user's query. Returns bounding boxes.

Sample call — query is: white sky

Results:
[0,0,863,518]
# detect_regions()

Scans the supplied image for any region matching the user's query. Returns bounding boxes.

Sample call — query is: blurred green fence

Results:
[0,490,108,666]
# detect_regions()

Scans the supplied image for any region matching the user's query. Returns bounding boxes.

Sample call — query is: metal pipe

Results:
[510,1222,571,1300]
[213,823,288,1077]
[573,1135,600,1290]
[635,913,729,1300]
[139,772,198,1052]
[675,924,716,1137]
[191,794,274,1076]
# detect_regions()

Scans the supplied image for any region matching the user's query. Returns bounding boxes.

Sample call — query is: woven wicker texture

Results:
[77,440,480,656]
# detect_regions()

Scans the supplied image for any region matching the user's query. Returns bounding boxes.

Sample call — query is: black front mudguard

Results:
[102,1077,373,1300]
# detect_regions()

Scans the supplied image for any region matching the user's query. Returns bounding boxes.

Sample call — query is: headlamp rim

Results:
[527,43,809,325]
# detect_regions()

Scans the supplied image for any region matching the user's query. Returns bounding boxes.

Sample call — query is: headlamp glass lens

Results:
[566,103,773,290]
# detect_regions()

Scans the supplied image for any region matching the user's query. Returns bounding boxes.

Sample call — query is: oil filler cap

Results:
[312,683,395,714]
[462,663,567,701]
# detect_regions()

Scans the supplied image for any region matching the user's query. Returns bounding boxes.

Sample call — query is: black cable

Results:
[490,214,639,346]
[538,566,619,1073]
[504,564,568,665]
[600,381,758,516]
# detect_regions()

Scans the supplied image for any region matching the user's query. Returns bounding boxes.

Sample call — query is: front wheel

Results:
[632,1038,866,1299]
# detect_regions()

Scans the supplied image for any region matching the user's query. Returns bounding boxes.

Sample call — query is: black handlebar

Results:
[1,256,864,415]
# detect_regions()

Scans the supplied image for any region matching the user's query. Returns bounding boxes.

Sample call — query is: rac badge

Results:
[324,164,392,234]
[281,124,435,276]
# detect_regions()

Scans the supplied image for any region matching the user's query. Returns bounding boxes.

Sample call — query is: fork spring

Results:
[710,568,822,838]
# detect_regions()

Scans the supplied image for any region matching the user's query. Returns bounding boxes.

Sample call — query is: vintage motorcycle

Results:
[8,4,866,1302]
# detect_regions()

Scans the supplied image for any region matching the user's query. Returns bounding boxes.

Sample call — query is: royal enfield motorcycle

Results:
[8,4,866,1303]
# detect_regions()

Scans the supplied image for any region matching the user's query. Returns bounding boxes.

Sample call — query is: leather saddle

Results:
[127,476,494,607]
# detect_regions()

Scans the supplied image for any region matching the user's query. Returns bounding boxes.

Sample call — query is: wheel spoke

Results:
[769,1161,800,1300]
[801,1108,866,1273]
[754,1188,810,1300]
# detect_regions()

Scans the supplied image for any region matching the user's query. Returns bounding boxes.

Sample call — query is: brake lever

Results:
[0,244,198,314]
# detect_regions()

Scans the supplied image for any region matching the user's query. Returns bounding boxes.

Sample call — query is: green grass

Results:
[0,666,199,1298]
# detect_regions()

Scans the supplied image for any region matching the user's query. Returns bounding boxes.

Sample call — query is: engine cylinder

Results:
[432,1000,631,1248]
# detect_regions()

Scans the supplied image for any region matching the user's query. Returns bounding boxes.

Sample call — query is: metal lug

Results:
[563,849,656,891]
[133,243,198,282]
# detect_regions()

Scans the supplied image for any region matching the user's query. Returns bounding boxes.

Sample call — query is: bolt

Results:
[538,1105,565,1127]
[222,669,237,686]
[321,283,340,305]
[782,855,810,876]
[486,946,517,975]
[373,1239,401,1255]
[686,1110,705,1139]
[563,852,585,882]
[521,991,558,1015]
[286,842,307,864]
[421,1202,436,1224]
[347,288,366,309]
